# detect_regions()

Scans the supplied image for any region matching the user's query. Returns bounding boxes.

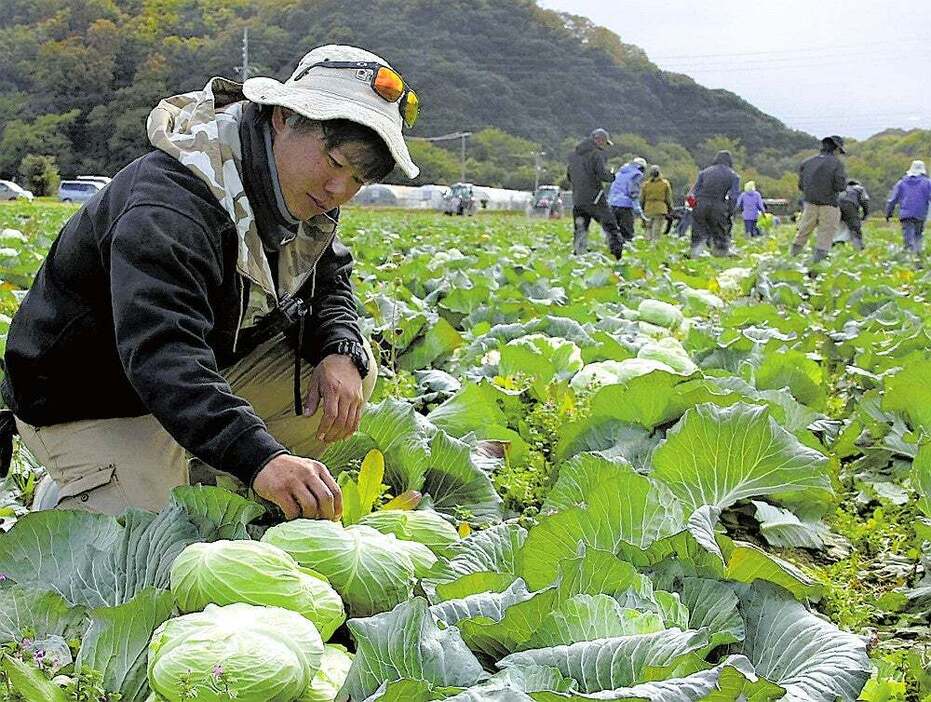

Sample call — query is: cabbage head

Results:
[636,299,684,329]
[358,509,459,556]
[170,539,345,640]
[262,520,436,617]
[636,337,697,375]
[147,602,323,702]
[299,644,353,702]
[570,358,675,391]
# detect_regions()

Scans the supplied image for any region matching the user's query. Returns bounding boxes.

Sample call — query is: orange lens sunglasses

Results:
[294,60,419,128]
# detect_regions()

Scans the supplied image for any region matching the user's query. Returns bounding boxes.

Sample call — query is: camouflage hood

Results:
[147,77,338,330]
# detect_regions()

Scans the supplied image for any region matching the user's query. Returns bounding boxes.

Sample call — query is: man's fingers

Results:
[333,397,354,441]
[306,473,336,521]
[315,463,343,519]
[274,491,301,521]
[316,394,339,442]
[304,382,321,417]
[292,483,321,520]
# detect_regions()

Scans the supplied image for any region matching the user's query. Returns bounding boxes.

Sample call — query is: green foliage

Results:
[6,206,931,700]
[0,0,815,182]
[18,154,60,196]
[0,641,120,702]
[0,111,79,176]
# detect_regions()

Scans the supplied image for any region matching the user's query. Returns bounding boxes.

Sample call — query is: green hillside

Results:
[0,0,816,179]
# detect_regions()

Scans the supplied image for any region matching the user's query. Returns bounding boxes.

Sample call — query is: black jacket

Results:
[2,144,362,483]
[693,151,741,214]
[566,138,614,207]
[798,151,846,206]
[839,183,870,218]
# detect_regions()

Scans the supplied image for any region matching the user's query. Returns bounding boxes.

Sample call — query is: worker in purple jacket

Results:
[885,160,931,255]
[735,181,766,237]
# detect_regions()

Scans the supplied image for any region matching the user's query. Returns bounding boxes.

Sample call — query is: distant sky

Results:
[537,0,931,141]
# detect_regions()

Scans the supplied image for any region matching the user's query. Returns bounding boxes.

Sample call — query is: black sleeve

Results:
[109,205,286,484]
[595,152,615,183]
[833,160,847,194]
[296,235,365,365]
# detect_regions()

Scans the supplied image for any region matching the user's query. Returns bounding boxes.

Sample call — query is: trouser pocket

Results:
[56,463,130,514]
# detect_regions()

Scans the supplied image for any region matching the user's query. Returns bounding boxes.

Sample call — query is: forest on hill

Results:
[0,0,926,200]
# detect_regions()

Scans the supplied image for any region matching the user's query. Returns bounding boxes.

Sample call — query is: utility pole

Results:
[408,131,473,182]
[459,132,471,182]
[532,150,547,191]
[236,28,250,81]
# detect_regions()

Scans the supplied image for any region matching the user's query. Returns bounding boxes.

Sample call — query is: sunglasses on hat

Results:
[293,60,419,128]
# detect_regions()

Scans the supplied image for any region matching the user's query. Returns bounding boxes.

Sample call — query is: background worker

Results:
[608,156,647,242]
[735,180,766,237]
[791,135,847,262]
[689,150,740,257]
[640,165,674,241]
[885,160,931,255]
[566,128,624,259]
[838,179,870,250]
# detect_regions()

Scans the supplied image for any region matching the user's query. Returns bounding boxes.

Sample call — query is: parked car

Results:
[0,179,34,201]
[58,179,105,203]
[76,175,112,185]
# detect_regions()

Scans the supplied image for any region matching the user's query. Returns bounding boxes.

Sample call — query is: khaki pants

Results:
[646,215,665,240]
[16,336,377,515]
[793,203,840,251]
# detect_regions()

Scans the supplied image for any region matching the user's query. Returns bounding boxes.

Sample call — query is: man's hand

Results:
[304,354,364,444]
[253,454,342,521]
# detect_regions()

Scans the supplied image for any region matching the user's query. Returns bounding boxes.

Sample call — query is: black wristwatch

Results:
[329,339,370,379]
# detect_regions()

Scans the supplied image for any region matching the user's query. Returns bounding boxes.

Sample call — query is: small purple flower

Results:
[212,663,224,679]
[34,649,45,660]
[0,573,8,582]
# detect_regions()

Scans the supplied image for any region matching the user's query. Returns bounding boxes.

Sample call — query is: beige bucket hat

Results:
[907,160,927,177]
[243,45,419,179]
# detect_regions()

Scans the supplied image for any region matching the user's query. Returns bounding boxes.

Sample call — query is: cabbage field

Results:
[0,201,929,701]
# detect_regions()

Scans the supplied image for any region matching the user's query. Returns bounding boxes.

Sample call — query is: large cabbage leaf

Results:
[321,400,503,522]
[497,628,710,693]
[737,582,871,702]
[358,509,459,556]
[521,469,685,590]
[422,523,527,602]
[651,403,833,514]
[0,585,88,645]
[0,487,262,608]
[263,520,434,617]
[338,599,485,702]
[76,587,173,702]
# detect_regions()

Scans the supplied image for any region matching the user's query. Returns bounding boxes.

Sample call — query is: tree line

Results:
[0,0,925,202]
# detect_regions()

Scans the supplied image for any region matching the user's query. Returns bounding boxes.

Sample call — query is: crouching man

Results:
[1,45,421,521]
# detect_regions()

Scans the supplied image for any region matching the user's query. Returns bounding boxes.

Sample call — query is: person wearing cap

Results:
[791,135,847,262]
[608,156,647,242]
[689,150,740,257]
[885,160,931,255]
[565,128,624,259]
[0,45,420,521]
[639,165,674,241]
[837,179,870,250]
